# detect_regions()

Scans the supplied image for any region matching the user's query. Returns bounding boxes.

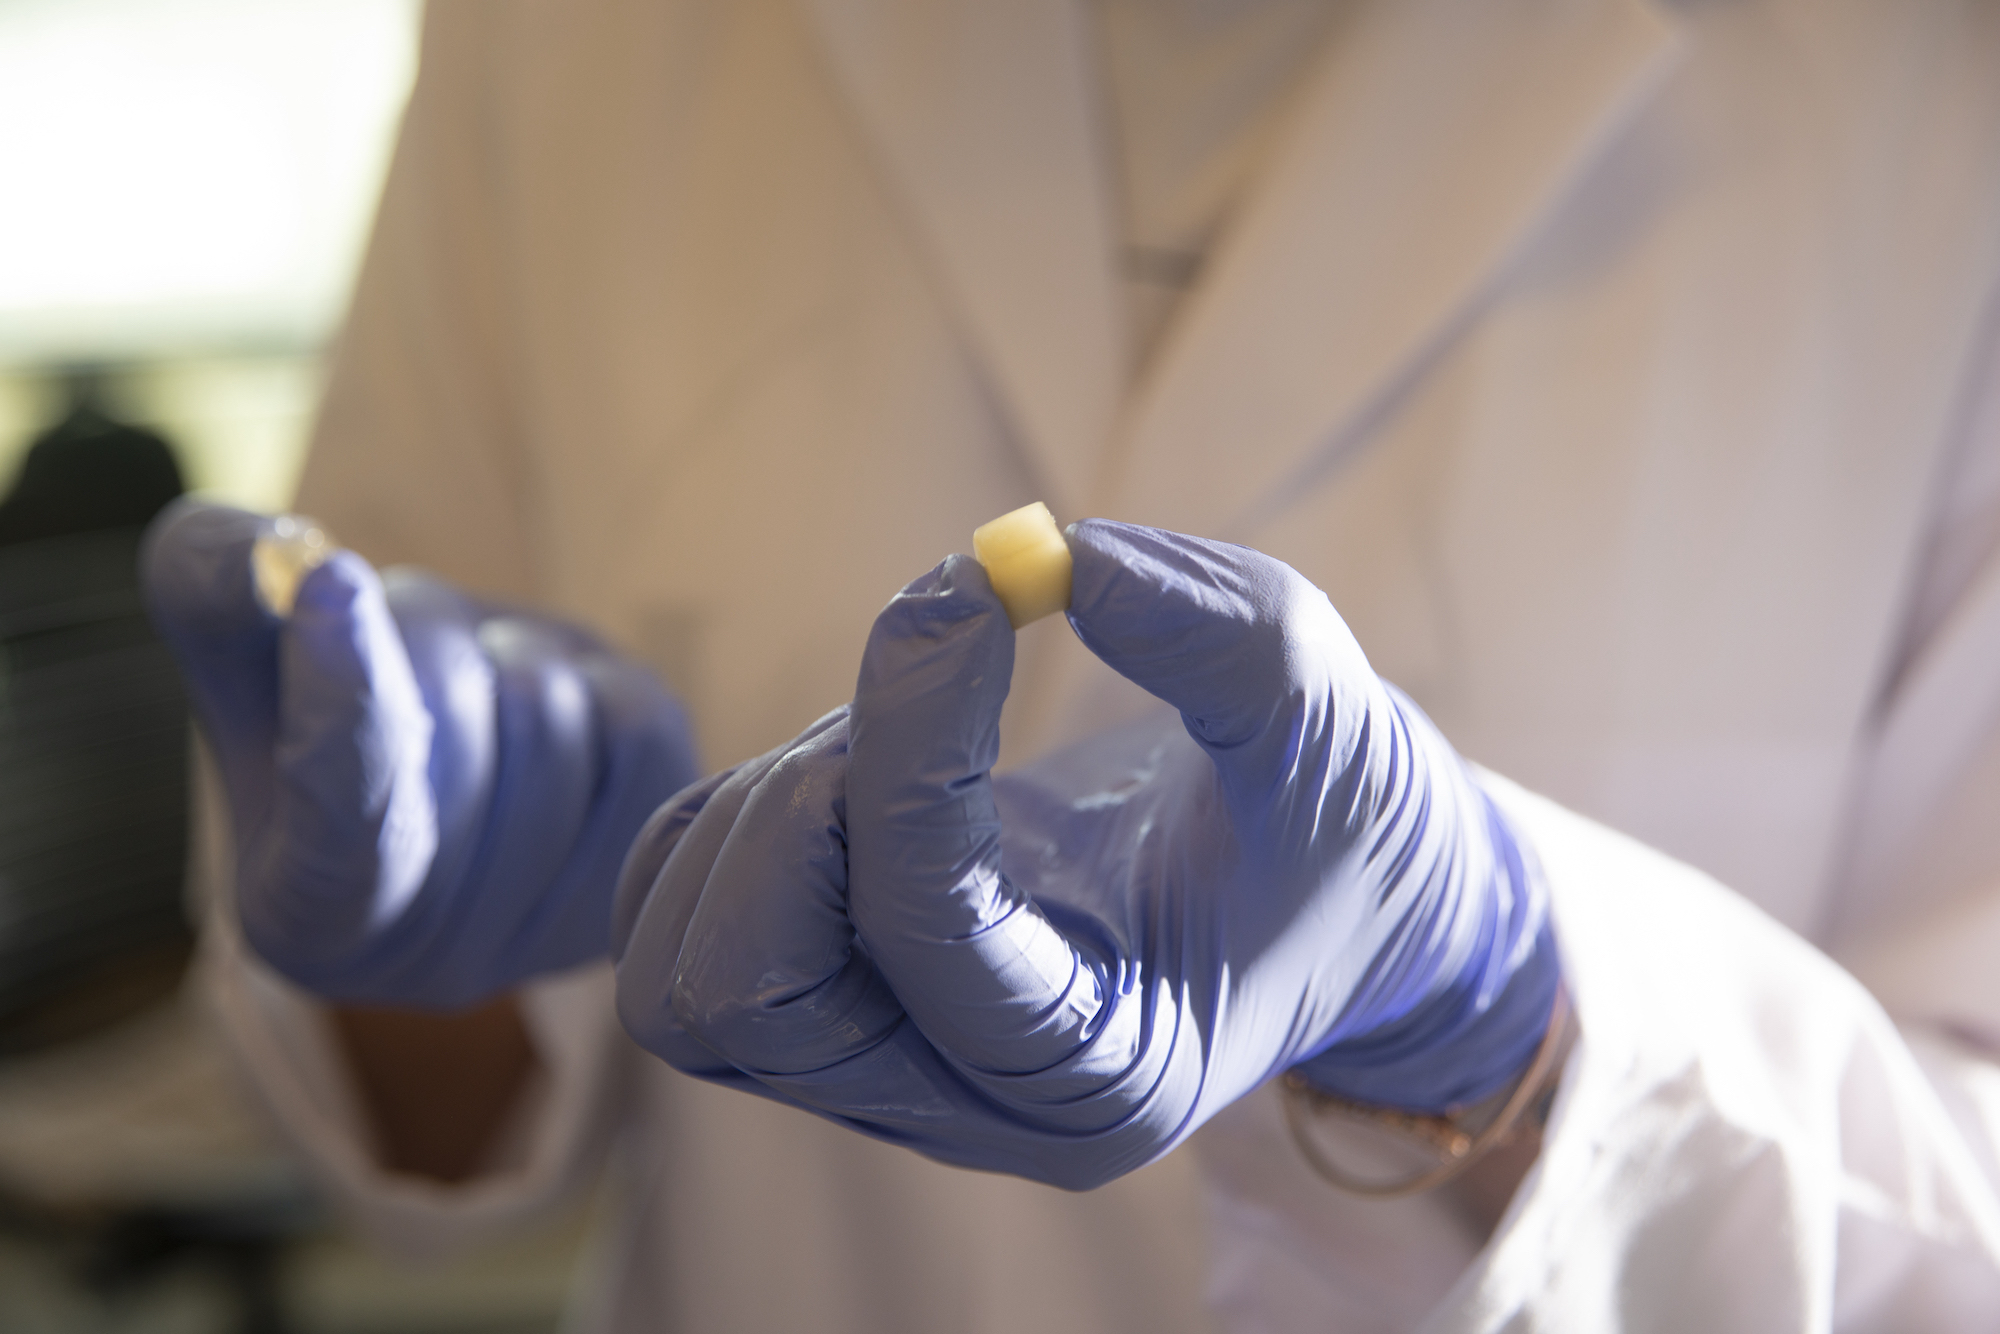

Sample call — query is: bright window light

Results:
[0,0,416,362]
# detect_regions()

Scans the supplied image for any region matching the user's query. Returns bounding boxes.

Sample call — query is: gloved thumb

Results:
[846,556,1108,1082]
[1064,519,1378,811]
[247,551,438,985]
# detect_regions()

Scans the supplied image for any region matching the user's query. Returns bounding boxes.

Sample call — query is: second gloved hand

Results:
[142,500,702,1008]
[613,521,1558,1188]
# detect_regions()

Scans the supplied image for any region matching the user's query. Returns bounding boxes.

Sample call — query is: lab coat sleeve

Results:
[1830,570,2000,1046]
[200,928,625,1260]
[1832,688,2000,1318]
[1196,774,2000,1331]
[1820,322,2000,1287]
[1470,778,2000,1330]
[190,753,627,1260]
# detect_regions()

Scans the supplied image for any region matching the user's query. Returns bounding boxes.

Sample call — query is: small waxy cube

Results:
[973,502,1072,629]
[252,514,336,617]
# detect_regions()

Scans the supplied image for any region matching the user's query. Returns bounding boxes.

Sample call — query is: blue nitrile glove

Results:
[141,499,701,1008]
[612,521,1557,1189]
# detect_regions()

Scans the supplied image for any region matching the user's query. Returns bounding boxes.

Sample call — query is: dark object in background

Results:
[0,392,186,547]
[0,384,193,1052]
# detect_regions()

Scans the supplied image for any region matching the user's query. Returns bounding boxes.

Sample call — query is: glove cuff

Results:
[1291,789,1564,1113]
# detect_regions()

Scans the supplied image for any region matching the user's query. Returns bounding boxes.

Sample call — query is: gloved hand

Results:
[141,499,701,1008]
[613,520,1557,1188]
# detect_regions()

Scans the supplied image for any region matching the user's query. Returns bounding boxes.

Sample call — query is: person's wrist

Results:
[1281,979,1572,1200]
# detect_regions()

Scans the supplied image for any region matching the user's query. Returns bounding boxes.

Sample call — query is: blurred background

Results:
[0,2,590,1330]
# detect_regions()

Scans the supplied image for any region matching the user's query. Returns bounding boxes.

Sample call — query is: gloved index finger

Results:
[1063,518,1379,805]
[845,556,1118,1096]
[141,500,278,679]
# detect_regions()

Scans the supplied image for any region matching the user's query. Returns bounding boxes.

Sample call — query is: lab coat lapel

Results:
[1104,0,1681,539]
[799,0,1123,521]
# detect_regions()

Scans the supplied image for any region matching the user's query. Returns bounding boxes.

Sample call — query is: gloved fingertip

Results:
[139,501,290,763]
[289,548,379,618]
[279,550,427,749]
[139,498,275,641]
[1061,518,1226,618]
[858,553,1012,702]
[868,552,1008,652]
[939,549,1004,614]
[890,552,1005,619]
[1062,518,1268,682]
[1059,520,1372,768]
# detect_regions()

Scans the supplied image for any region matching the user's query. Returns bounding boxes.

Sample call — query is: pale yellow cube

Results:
[252,514,337,617]
[973,501,1072,628]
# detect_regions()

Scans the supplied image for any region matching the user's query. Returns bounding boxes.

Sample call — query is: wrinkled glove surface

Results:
[142,499,700,1008]
[613,520,1557,1188]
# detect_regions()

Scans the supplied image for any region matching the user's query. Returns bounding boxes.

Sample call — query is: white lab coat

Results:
[202,0,2000,1328]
